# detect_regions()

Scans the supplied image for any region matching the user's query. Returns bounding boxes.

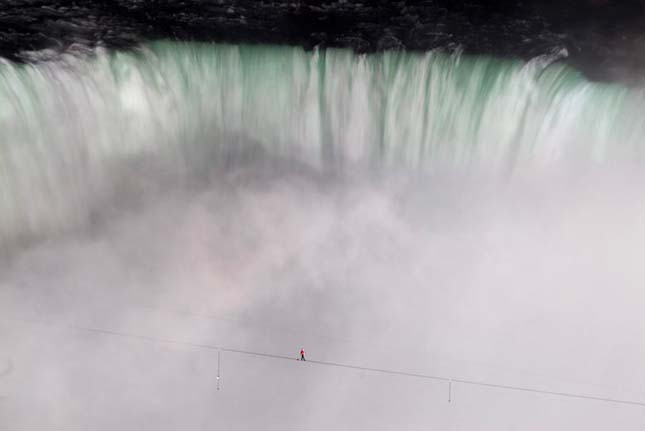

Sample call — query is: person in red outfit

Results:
[300,348,306,361]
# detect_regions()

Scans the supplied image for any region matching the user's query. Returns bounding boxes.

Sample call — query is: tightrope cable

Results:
[4,316,645,408]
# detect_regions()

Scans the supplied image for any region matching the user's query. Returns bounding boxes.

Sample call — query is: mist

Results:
[1,43,645,430]
[2,160,644,429]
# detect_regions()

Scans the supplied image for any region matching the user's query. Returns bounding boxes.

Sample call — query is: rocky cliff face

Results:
[2,1,645,82]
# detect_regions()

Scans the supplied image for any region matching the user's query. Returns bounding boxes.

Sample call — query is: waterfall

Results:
[1,41,644,245]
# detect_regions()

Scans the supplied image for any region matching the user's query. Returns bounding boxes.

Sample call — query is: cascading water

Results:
[1,41,645,246]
